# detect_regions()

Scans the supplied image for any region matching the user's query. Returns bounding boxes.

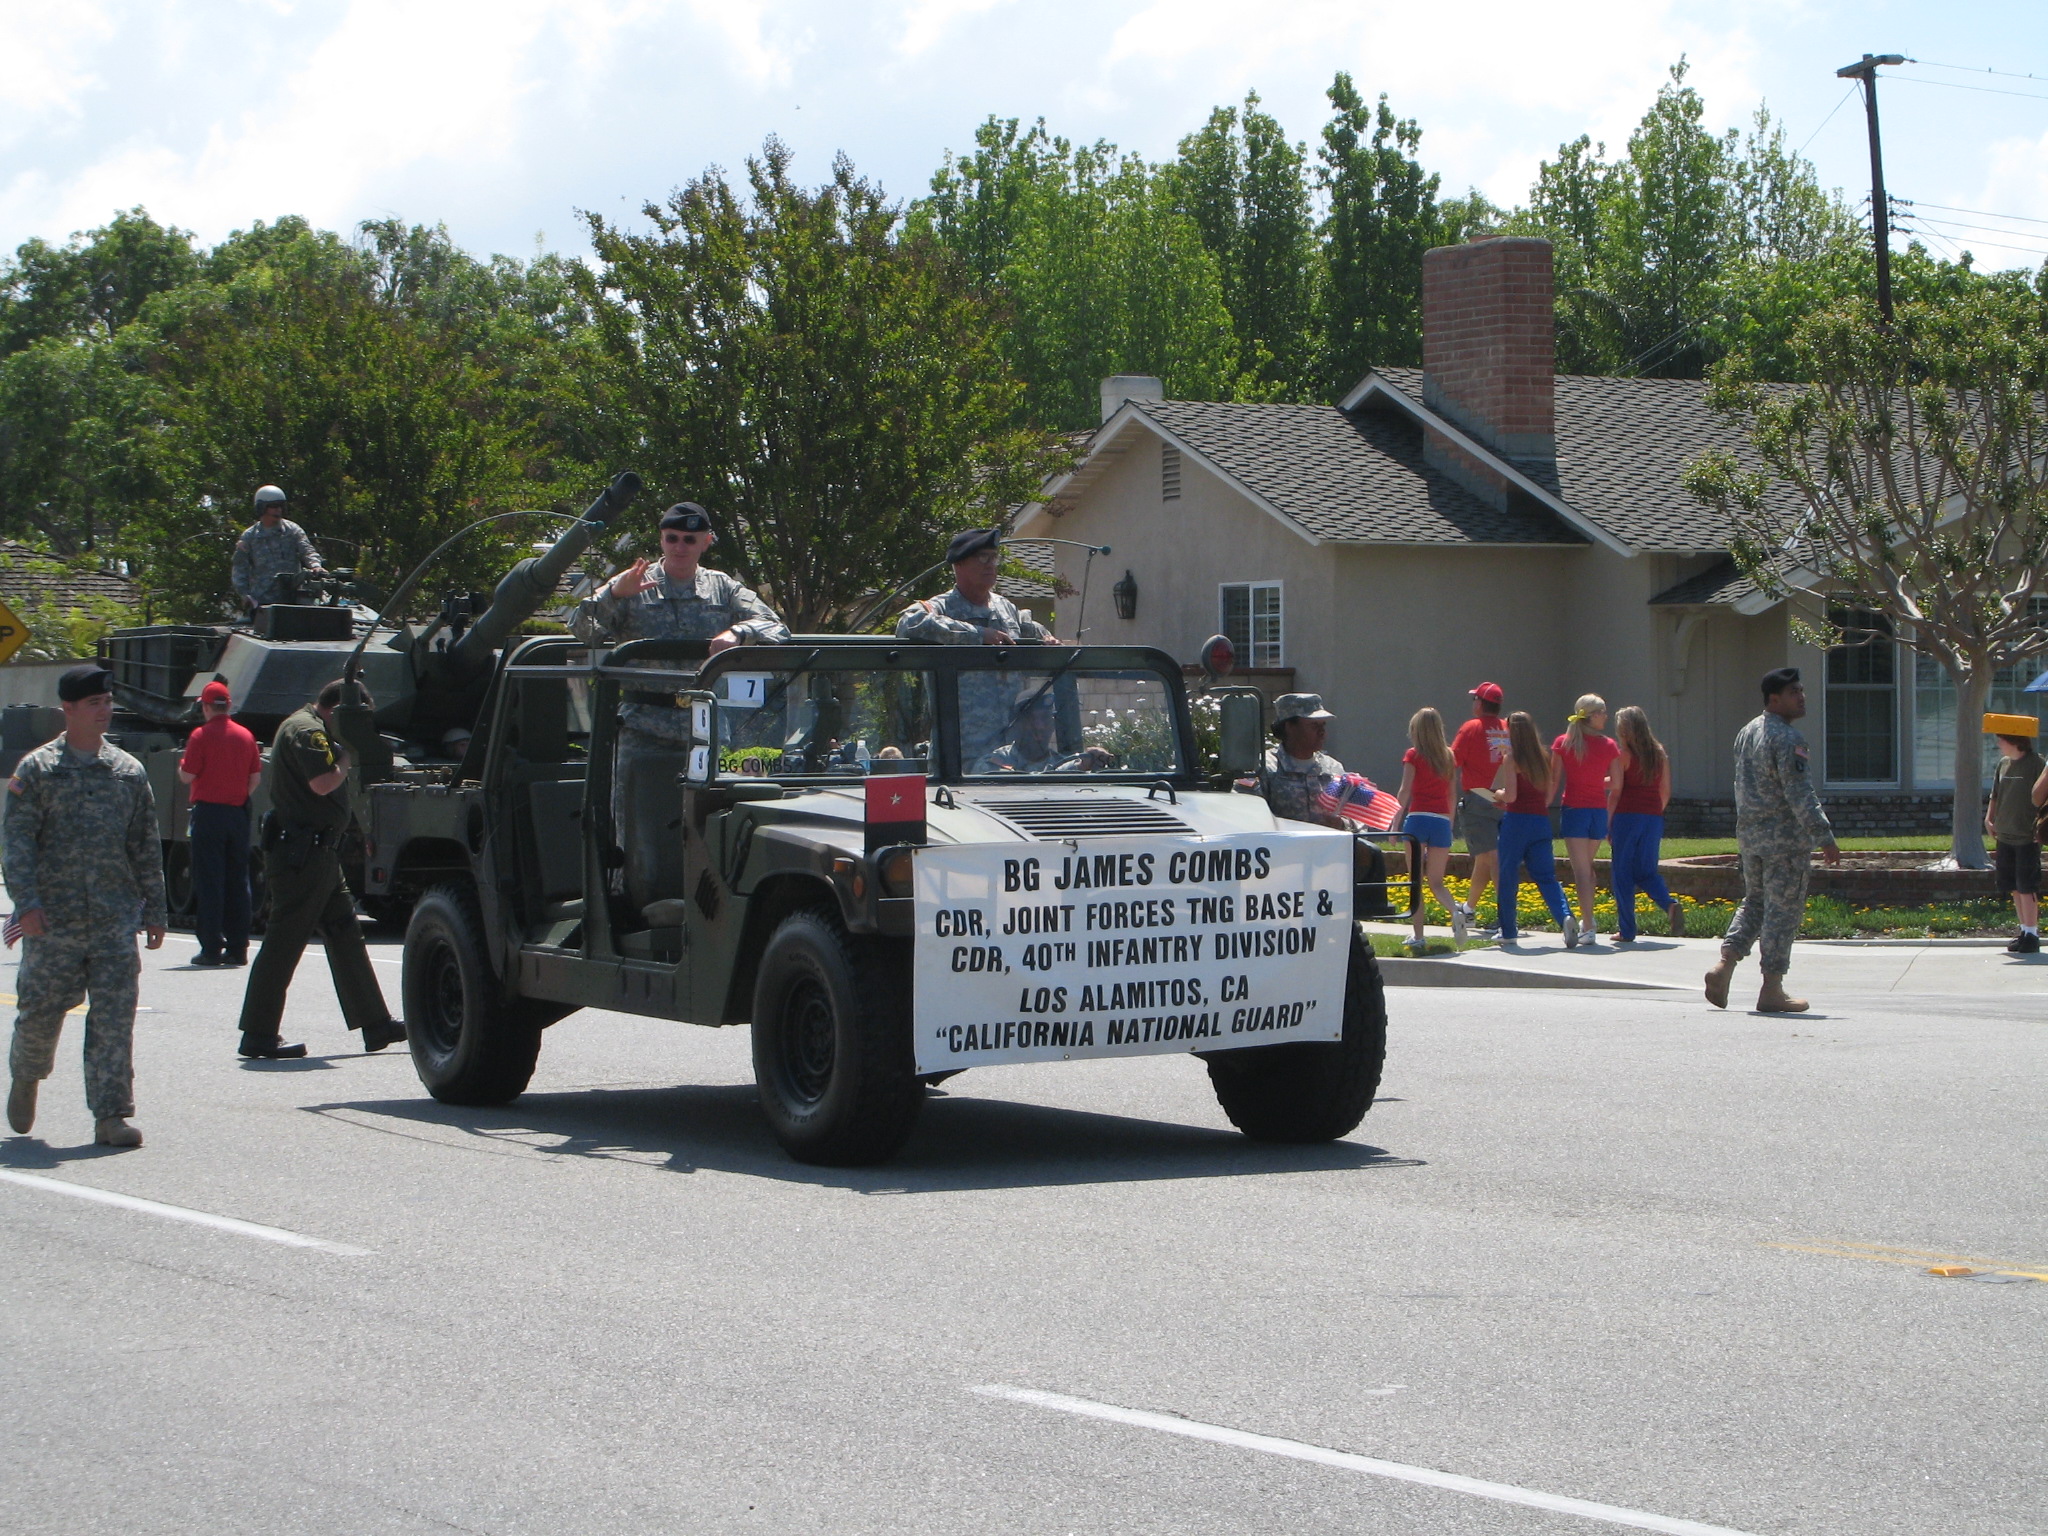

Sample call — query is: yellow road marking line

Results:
[1765,1239,2048,1282]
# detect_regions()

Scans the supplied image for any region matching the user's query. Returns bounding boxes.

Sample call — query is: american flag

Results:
[3,912,21,948]
[1317,773,1400,831]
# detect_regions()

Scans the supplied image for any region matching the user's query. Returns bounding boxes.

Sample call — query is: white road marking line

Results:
[975,1386,1760,1536]
[0,1168,370,1255]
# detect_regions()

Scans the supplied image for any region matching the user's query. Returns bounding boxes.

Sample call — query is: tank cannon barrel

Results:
[444,471,642,677]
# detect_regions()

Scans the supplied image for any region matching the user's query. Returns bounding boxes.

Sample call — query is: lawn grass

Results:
[1365,932,1495,959]
[1445,835,1986,859]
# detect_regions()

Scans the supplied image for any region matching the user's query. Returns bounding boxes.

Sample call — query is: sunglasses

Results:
[662,529,708,543]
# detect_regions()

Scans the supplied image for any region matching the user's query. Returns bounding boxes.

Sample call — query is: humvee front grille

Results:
[973,796,1191,839]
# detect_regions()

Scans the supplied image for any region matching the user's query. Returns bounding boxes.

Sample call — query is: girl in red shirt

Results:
[1393,707,1462,949]
[1604,705,1682,941]
[1495,712,1573,944]
[1550,693,1619,946]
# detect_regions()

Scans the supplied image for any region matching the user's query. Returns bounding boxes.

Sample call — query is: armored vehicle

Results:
[85,475,644,926]
[370,632,1407,1165]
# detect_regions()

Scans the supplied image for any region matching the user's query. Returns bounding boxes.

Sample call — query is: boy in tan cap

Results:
[1983,713,2046,953]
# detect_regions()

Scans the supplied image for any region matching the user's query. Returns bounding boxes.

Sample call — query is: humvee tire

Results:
[1202,928,1385,1142]
[751,909,923,1166]
[403,884,544,1106]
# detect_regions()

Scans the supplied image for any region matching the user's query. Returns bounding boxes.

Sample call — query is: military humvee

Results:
[367,634,1400,1165]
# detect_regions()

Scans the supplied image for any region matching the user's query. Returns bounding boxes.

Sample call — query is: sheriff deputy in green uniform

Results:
[235,679,405,1059]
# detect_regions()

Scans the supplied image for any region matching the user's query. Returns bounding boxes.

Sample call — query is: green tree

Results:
[1686,289,2048,867]
[0,208,198,357]
[1165,94,1322,397]
[130,219,543,618]
[1316,74,1457,389]
[580,139,1067,629]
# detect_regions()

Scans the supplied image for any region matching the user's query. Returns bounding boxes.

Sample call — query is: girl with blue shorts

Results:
[1497,711,1574,945]
[1394,707,1463,950]
[1550,694,1619,947]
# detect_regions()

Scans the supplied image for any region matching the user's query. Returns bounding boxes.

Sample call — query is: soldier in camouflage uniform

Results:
[1705,667,1840,1013]
[896,529,1053,766]
[4,665,167,1147]
[231,484,324,610]
[972,690,1113,774]
[571,503,789,909]
[1242,692,1390,911]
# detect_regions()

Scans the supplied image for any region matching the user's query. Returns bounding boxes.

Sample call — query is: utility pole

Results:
[1836,52,1906,320]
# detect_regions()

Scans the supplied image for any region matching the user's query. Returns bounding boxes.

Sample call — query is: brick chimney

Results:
[1420,237,1555,498]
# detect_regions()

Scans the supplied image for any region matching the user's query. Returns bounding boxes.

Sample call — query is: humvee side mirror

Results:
[1216,692,1264,779]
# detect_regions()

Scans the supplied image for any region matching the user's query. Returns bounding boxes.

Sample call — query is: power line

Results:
[1796,85,1860,156]
[1909,59,2048,85]
[1888,74,2048,104]
[1905,199,2048,229]
[1909,215,2048,247]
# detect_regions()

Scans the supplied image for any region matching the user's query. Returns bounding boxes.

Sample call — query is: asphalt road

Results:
[2,931,2043,1535]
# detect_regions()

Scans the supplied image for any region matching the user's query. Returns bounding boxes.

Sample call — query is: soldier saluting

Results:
[231,484,324,612]
[4,664,166,1147]
[1704,667,1841,1013]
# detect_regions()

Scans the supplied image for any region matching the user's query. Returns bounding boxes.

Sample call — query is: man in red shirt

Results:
[178,681,263,966]
[1450,682,1511,930]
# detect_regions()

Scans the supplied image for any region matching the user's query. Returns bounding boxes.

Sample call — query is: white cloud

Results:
[895,0,1016,59]
[0,4,115,144]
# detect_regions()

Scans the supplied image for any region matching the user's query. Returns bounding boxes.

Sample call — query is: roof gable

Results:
[1030,398,1587,549]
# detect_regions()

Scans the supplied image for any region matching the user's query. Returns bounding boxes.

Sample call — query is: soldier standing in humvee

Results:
[231,484,324,611]
[897,529,1056,767]
[570,502,789,907]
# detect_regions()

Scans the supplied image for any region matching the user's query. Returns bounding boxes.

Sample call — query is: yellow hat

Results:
[1982,712,2039,737]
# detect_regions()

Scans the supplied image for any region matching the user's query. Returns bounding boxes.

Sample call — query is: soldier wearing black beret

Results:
[894,528,1051,648]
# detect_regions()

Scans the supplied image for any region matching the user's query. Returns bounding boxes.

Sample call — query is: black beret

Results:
[1761,666,1801,698]
[59,664,114,702]
[946,527,1001,564]
[659,502,713,533]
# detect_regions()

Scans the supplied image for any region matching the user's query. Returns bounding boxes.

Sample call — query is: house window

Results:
[1221,581,1282,667]
[1911,598,2048,786]
[1161,444,1182,502]
[1824,604,1896,783]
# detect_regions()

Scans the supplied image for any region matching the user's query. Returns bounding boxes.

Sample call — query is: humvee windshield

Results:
[702,660,1185,780]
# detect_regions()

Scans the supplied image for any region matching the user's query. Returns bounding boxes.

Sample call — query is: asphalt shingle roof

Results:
[1131,399,1586,546]
[1648,558,1762,607]
[1372,368,1800,553]
[0,542,141,613]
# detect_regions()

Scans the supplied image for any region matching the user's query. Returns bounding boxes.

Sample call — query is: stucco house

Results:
[1013,235,2017,834]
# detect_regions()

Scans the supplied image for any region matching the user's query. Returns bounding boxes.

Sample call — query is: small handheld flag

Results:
[1317,772,1399,831]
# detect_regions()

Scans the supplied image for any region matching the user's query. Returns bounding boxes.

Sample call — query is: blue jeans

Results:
[1497,811,1568,940]
[1609,812,1674,941]
[189,801,252,960]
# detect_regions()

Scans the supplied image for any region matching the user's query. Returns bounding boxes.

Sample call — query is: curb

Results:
[1376,957,1683,992]
[1803,937,2014,948]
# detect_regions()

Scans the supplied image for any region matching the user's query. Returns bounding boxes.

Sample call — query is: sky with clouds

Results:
[5,1,2047,272]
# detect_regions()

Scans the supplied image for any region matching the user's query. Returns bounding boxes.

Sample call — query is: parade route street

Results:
[2,930,2043,1535]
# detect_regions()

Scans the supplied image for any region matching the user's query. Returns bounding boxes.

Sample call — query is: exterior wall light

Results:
[1112,569,1138,621]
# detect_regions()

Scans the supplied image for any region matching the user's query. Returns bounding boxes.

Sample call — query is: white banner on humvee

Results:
[910,831,1353,1074]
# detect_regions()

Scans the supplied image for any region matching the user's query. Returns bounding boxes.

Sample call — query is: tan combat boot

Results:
[1756,975,1808,1013]
[7,1077,35,1134]
[1703,950,1737,1009]
[93,1117,142,1148]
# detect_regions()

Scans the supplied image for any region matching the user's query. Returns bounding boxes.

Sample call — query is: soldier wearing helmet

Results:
[231,485,324,611]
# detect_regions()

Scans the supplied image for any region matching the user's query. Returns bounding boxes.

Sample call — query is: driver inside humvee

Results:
[972,689,1115,774]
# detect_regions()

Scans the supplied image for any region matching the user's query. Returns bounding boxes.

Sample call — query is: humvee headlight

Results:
[878,846,915,898]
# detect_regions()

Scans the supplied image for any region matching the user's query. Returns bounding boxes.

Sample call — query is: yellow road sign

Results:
[0,598,27,666]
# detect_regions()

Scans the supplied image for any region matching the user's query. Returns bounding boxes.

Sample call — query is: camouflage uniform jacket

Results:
[3,737,168,937]
[572,565,791,743]
[894,587,1050,646]
[1255,746,1346,829]
[232,518,322,606]
[1732,712,1833,850]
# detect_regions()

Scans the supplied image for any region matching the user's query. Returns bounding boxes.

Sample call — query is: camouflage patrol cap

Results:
[1271,693,1334,726]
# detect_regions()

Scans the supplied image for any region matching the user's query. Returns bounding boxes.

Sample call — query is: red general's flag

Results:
[865,776,924,824]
